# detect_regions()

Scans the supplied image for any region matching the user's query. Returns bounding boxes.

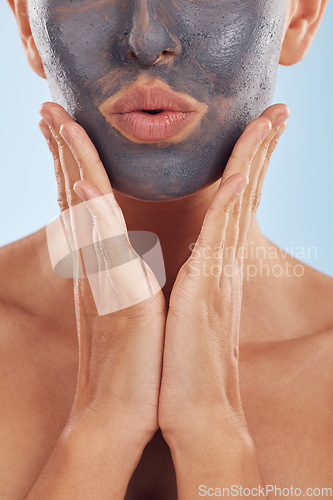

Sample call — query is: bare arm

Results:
[28,103,166,498]
[167,422,266,500]
[158,104,290,499]
[25,412,148,499]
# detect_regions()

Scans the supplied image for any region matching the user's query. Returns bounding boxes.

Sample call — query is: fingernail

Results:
[74,181,102,201]
[275,114,287,129]
[39,110,53,129]
[260,125,272,144]
[60,126,72,148]
[236,178,248,196]
[275,108,291,128]
[73,182,87,201]
[39,119,52,142]
[274,122,287,142]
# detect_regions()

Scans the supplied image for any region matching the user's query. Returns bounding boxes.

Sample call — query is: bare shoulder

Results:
[276,254,333,391]
[0,232,77,499]
[0,230,44,308]
[284,254,333,365]
[295,257,333,335]
[0,230,77,407]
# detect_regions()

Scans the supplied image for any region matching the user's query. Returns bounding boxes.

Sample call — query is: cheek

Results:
[176,0,287,96]
[28,0,121,86]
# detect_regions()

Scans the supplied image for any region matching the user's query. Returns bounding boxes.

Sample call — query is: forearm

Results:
[25,412,147,499]
[167,417,267,500]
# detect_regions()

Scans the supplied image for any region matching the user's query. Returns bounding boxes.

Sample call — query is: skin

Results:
[27,0,288,200]
[1,0,333,498]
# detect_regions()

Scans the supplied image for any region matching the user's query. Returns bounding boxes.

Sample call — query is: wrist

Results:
[163,405,251,457]
[70,396,158,445]
[167,419,259,482]
[60,408,149,480]
[166,421,264,498]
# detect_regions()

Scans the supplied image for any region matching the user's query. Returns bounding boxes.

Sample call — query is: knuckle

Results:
[220,195,240,217]
[230,150,252,168]
[207,202,228,220]
[65,187,75,207]
[230,200,241,218]
[261,139,270,153]
[268,139,277,155]
[250,191,262,213]
[57,196,68,213]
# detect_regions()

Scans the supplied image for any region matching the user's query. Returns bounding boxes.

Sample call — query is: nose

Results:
[124,0,181,67]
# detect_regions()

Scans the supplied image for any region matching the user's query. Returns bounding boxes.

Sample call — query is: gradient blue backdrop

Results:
[1,1,332,275]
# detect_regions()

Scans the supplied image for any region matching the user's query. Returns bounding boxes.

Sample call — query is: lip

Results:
[98,83,208,144]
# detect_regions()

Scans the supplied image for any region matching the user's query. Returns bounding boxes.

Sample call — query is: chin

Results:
[99,147,232,202]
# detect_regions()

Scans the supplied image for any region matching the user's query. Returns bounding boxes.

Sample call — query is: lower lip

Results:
[111,110,195,142]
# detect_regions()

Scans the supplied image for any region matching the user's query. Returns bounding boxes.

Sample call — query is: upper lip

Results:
[108,85,199,114]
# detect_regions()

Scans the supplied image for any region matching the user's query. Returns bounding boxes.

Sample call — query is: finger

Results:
[223,121,274,261]
[73,180,161,315]
[201,113,274,271]
[221,103,290,185]
[214,105,289,289]
[58,121,125,232]
[216,119,272,271]
[256,121,288,202]
[59,121,111,196]
[221,117,272,185]
[39,103,82,209]
[39,118,68,214]
[73,179,130,266]
[40,103,87,277]
[236,116,289,253]
[186,173,248,285]
[240,104,290,196]
[222,105,290,259]
[39,116,87,287]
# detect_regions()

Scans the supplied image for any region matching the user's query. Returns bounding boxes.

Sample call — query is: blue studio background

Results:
[0,1,332,276]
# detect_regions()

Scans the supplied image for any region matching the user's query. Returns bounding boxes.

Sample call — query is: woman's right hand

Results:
[39,102,166,444]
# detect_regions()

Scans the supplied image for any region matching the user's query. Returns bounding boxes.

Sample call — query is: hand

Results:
[39,103,166,443]
[158,104,290,444]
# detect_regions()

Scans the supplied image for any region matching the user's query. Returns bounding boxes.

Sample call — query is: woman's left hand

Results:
[158,104,290,448]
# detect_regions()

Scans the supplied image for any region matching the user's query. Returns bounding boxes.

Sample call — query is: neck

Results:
[113,180,269,304]
[36,180,277,327]
[113,180,218,302]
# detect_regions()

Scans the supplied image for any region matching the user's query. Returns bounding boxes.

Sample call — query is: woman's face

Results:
[28,0,288,201]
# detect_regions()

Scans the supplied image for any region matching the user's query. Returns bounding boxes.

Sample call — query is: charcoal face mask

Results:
[28,0,288,201]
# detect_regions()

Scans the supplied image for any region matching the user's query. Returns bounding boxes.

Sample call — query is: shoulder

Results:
[0,230,43,307]
[0,233,78,498]
[265,239,333,339]
[0,227,62,322]
[277,255,333,385]
[293,257,333,336]
[0,229,77,401]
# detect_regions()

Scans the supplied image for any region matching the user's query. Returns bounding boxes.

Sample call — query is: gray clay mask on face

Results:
[29,0,288,201]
